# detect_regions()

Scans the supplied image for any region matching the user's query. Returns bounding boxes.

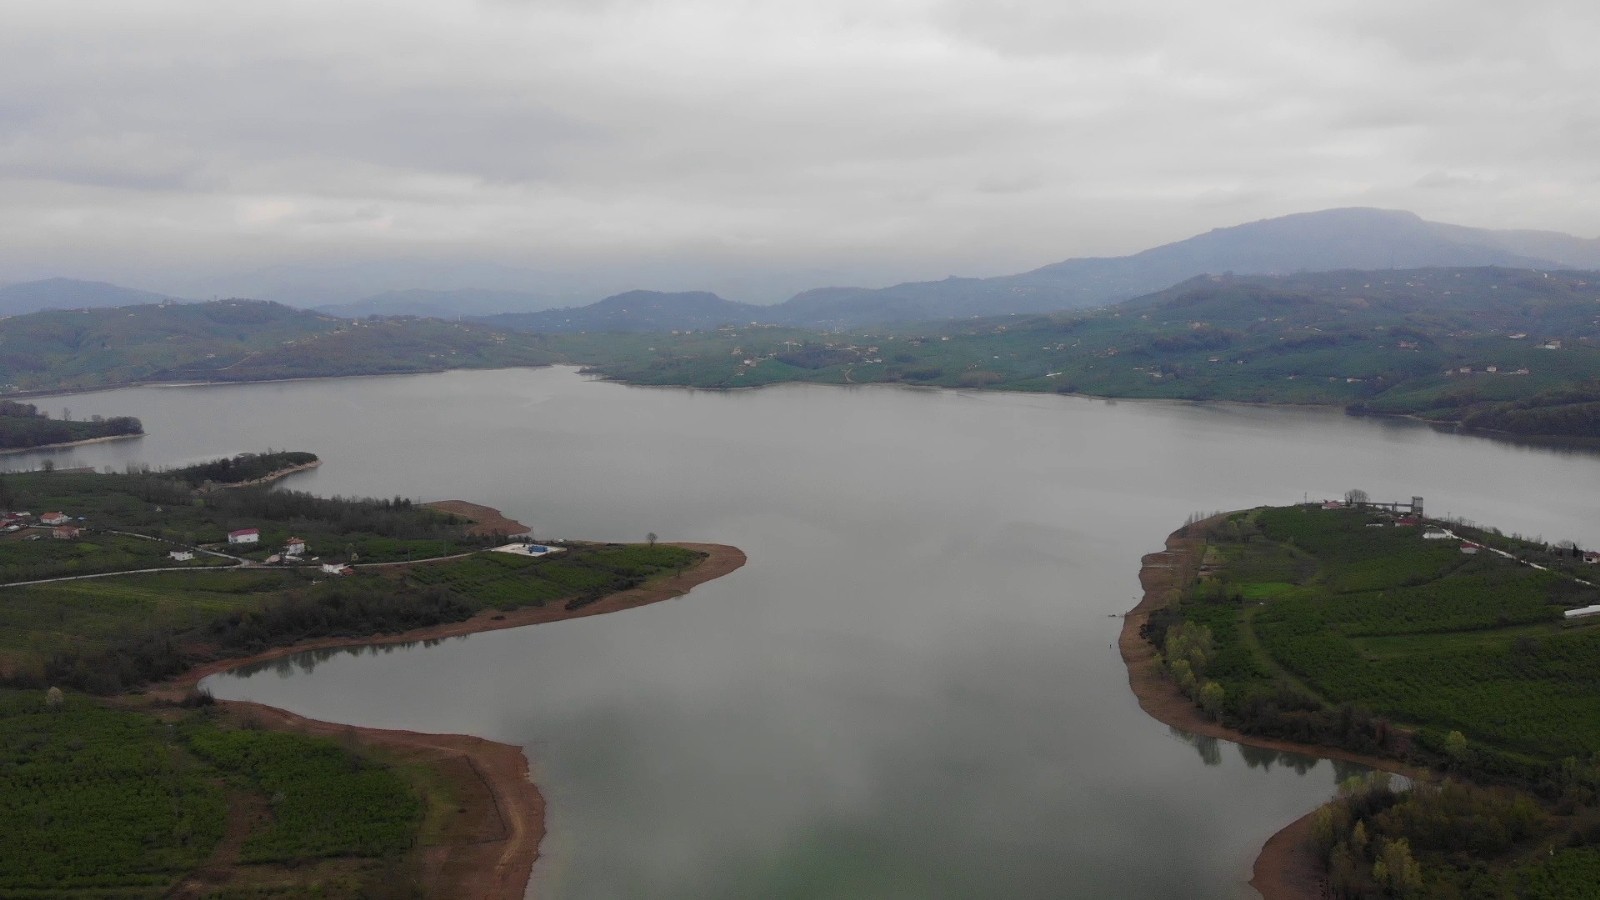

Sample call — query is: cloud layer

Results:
[4,0,1598,298]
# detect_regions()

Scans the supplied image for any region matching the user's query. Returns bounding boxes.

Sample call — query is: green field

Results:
[404,543,701,611]
[0,689,420,898]
[1154,505,1600,896]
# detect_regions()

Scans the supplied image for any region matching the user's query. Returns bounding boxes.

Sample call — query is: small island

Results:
[1125,500,1600,898]
[0,461,744,899]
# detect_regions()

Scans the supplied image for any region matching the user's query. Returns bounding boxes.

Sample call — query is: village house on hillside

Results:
[169,550,194,561]
[40,512,71,526]
[284,536,306,556]
[227,527,260,545]
[51,526,80,540]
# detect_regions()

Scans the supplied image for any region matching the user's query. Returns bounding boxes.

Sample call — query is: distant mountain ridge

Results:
[768,208,1600,328]
[473,208,1600,333]
[15,208,1600,330]
[316,288,565,319]
[481,290,765,333]
[0,278,178,317]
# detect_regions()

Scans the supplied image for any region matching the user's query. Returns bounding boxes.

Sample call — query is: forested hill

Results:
[559,266,1600,441]
[0,299,558,393]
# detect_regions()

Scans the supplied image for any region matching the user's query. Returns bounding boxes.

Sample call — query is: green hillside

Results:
[0,299,557,392]
[1149,505,1600,897]
[560,267,1600,440]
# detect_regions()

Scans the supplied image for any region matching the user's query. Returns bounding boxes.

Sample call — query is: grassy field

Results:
[0,570,301,671]
[0,527,233,583]
[1155,505,1600,896]
[1192,506,1600,762]
[403,543,701,611]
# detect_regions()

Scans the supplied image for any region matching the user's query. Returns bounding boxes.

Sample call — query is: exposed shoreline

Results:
[424,499,530,536]
[0,431,144,455]
[1119,518,1418,900]
[154,539,747,900]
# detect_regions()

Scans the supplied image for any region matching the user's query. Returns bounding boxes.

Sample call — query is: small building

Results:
[321,563,352,576]
[1321,501,1345,510]
[1422,529,1450,540]
[52,526,81,540]
[1460,542,1481,555]
[228,528,260,545]
[169,550,195,561]
[284,537,307,556]
[1396,516,1419,527]
[1583,551,1600,565]
[40,512,70,526]
[1564,604,1600,621]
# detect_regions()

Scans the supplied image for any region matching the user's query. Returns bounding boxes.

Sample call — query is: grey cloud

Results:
[1,0,1597,290]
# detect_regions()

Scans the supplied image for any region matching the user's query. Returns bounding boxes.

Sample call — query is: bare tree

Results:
[1344,488,1369,505]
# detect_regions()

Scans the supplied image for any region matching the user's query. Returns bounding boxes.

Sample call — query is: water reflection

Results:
[39,367,1600,899]
[1170,726,1225,767]
[227,636,462,679]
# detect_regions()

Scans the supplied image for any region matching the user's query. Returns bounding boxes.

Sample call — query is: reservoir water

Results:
[12,367,1600,898]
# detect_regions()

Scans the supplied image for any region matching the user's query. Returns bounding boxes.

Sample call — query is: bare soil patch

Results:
[425,499,531,537]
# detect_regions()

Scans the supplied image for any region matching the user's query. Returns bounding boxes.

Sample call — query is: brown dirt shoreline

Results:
[152,539,747,900]
[0,432,144,454]
[1119,518,1417,900]
[424,499,530,536]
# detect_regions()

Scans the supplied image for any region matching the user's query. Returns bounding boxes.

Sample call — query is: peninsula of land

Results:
[159,532,746,900]
[0,462,744,899]
[1125,504,1600,898]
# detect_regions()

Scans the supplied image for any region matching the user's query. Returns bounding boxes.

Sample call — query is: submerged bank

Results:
[157,535,747,900]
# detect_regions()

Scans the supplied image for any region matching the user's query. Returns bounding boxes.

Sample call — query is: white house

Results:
[40,512,70,526]
[169,550,194,561]
[228,528,260,545]
[284,537,307,556]
[321,563,352,576]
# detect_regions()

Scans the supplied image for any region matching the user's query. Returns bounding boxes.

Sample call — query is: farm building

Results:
[228,528,260,545]
[284,537,307,556]
[40,512,70,526]
[51,526,81,540]
[1565,605,1600,621]
[169,550,194,561]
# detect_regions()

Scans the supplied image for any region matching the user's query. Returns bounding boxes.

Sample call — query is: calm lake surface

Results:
[14,368,1600,899]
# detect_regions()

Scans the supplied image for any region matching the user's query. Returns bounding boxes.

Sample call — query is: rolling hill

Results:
[0,278,179,317]
[0,300,556,393]
[560,266,1600,440]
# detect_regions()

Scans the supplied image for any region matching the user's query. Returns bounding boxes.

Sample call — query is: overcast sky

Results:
[3,0,1599,300]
